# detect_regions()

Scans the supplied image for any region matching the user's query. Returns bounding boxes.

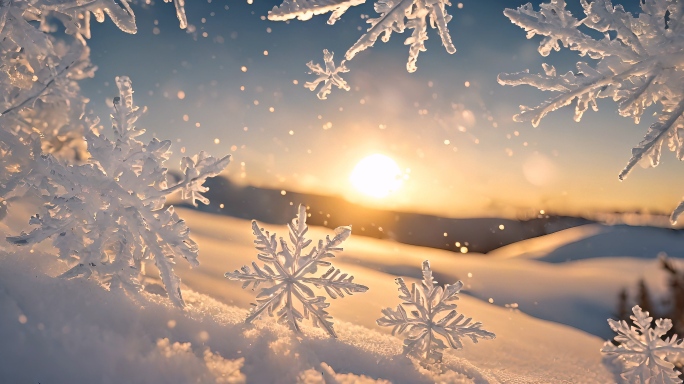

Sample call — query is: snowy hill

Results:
[4,207,680,382]
[488,224,684,262]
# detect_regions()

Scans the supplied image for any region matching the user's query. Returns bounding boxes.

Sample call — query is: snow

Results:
[0,207,632,382]
[488,223,684,262]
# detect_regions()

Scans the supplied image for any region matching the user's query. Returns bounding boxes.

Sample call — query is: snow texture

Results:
[602,305,684,384]
[305,50,350,100]
[377,260,494,364]
[5,77,230,307]
[498,0,684,222]
[225,204,368,338]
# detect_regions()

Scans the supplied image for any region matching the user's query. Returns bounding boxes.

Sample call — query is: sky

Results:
[77,0,684,219]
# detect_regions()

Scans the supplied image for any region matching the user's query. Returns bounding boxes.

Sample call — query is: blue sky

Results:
[78,0,684,218]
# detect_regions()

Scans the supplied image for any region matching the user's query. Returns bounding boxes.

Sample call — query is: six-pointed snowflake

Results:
[602,305,684,384]
[305,50,350,100]
[499,0,684,221]
[377,260,494,363]
[225,204,368,337]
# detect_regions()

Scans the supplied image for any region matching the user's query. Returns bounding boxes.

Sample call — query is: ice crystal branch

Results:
[268,0,366,24]
[6,77,231,307]
[267,0,457,98]
[602,305,684,384]
[377,260,494,363]
[225,204,368,337]
[499,0,684,221]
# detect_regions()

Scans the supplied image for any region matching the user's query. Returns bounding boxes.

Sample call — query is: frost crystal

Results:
[377,260,494,363]
[305,50,350,100]
[268,0,366,25]
[270,0,457,97]
[225,204,368,337]
[346,0,456,73]
[6,77,231,307]
[499,0,684,221]
[602,305,684,384]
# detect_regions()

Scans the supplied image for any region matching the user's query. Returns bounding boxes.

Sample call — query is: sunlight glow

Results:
[350,154,403,198]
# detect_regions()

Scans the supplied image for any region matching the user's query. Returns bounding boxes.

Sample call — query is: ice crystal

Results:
[6,77,231,307]
[225,204,368,338]
[268,0,366,25]
[499,0,684,221]
[602,305,684,384]
[346,0,456,73]
[269,0,457,97]
[305,50,350,100]
[377,260,494,363]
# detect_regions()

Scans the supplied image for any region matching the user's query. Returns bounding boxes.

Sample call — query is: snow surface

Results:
[0,208,622,383]
[488,224,684,262]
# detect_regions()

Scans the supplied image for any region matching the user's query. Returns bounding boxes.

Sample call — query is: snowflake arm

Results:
[304,50,350,100]
[601,305,684,384]
[268,0,366,24]
[225,204,368,338]
[500,0,684,222]
[345,0,456,73]
[377,260,494,363]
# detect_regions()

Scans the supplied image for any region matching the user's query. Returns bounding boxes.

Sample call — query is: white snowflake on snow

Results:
[377,260,494,363]
[602,305,684,384]
[224,204,368,338]
[305,50,350,100]
[499,0,684,221]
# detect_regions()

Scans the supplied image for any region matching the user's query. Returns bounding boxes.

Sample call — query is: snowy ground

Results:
[3,207,676,382]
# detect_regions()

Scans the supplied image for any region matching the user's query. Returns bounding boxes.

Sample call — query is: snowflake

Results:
[6,77,231,307]
[498,0,684,221]
[224,204,368,337]
[602,305,684,384]
[305,50,350,100]
[377,260,494,363]
[268,0,366,25]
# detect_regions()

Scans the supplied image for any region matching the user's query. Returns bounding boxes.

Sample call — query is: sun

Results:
[350,154,403,198]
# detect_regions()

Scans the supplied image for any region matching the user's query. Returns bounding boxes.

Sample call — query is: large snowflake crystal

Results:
[305,50,350,100]
[499,0,684,221]
[225,204,368,338]
[377,260,494,363]
[602,305,684,384]
[6,77,231,307]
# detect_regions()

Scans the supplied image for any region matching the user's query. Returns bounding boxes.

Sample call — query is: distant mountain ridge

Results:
[177,176,593,254]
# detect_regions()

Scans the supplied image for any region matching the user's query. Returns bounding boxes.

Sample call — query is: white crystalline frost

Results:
[268,0,366,25]
[498,0,684,221]
[347,0,456,73]
[377,260,494,364]
[305,50,350,100]
[601,305,684,384]
[6,77,231,307]
[225,204,368,338]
